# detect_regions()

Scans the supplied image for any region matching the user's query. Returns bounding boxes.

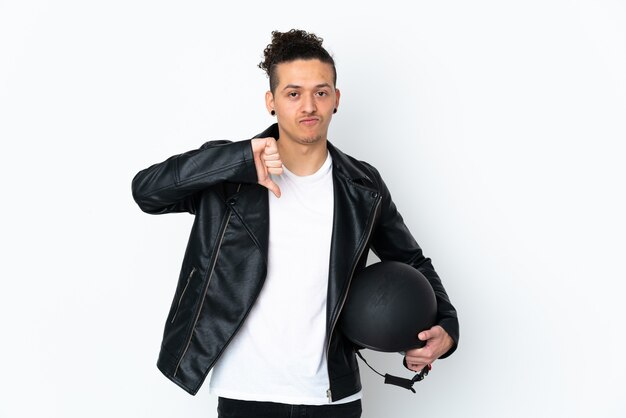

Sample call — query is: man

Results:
[132,29,458,418]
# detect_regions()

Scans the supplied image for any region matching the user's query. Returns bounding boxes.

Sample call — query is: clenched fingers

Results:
[251,137,283,197]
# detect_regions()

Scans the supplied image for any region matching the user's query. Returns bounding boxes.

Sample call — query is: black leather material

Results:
[131,124,459,400]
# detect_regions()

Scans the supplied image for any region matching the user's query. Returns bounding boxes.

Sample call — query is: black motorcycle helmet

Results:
[339,261,437,352]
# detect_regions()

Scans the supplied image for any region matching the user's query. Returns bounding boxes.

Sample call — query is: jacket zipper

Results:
[191,193,271,377]
[170,267,197,324]
[326,193,382,402]
[174,208,234,377]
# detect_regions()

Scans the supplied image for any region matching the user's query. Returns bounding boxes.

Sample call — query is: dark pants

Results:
[217,397,362,418]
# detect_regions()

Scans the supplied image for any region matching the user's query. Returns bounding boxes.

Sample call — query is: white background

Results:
[1,1,625,417]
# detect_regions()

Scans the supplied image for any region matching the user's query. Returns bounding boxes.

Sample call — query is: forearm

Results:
[131,139,257,214]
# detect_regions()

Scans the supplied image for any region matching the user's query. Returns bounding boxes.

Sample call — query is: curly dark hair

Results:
[259,29,336,93]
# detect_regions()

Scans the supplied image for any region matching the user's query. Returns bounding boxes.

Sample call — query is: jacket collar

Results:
[253,124,372,184]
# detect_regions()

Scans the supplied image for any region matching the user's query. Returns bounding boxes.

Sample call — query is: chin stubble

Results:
[298,134,323,144]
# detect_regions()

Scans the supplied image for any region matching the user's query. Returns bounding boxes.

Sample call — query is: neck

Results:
[277,137,328,176]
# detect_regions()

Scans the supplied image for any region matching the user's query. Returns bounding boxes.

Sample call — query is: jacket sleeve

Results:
[368,167,459,359]
[131,139,257,215]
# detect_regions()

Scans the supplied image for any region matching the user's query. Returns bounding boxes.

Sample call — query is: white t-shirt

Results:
[209,152,361,405]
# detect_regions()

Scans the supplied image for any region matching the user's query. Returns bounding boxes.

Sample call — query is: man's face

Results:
[266,59,340,146]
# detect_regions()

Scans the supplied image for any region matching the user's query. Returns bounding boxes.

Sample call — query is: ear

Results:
[265,90,274,114]
[334,88,341,111]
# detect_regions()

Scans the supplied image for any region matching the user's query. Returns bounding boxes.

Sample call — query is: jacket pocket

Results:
[170,266,197,324]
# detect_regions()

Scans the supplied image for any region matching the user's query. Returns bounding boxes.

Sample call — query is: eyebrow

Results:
[282,83,332,91]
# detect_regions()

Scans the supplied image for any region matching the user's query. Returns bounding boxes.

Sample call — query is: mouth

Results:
[299,117,320,127]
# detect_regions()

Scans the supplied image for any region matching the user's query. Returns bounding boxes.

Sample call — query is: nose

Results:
[301,93,317,114]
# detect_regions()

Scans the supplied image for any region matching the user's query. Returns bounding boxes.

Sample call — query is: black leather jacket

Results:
[131,124,459,401]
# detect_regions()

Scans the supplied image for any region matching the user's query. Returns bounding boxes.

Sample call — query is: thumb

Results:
[266,179,282,198]
[418,330,430,341]
[419,325,443,341]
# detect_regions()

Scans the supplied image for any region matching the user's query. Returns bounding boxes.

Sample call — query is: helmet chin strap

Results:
[355,350,431,393]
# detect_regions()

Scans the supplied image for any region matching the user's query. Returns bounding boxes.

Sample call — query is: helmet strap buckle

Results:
[355,350,430,393]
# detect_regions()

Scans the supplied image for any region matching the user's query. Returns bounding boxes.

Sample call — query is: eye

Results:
[288,91,299,98]
[316,91,328,97]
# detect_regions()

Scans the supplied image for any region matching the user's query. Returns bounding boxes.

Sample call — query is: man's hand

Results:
[251,137,283,198]
[404,325,453,372]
